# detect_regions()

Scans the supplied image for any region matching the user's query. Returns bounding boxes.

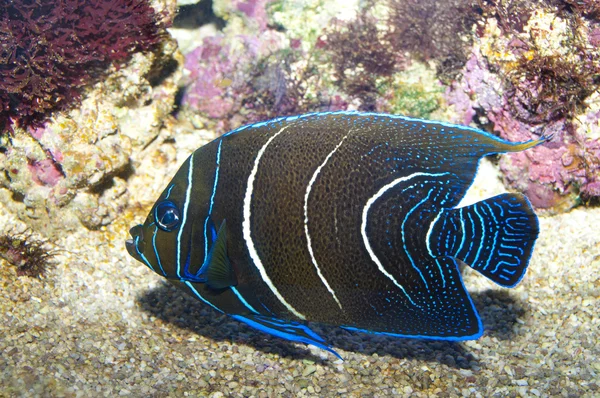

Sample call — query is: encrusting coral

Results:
[181,0,480,129]
[448,2,600,211]
[181,0,600,211]
[0,0,182,234]
[180,0,341,132]
[2,0,599,238]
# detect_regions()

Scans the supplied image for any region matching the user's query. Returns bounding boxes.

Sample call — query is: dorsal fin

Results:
[198,220,238,289]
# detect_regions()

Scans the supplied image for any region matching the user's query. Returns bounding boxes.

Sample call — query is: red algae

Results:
[0,0,167,134]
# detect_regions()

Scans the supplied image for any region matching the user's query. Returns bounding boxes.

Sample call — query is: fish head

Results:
[126,158,209,281]
[126,200,176,270]
[126,199,184,280]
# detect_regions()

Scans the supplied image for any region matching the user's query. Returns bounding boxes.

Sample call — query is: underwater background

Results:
[0,0,598,396]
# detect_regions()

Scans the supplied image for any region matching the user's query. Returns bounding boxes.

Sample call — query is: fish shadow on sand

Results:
[137,283,528,367]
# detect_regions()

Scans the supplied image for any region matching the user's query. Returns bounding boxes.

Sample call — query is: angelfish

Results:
[126,111,548,359]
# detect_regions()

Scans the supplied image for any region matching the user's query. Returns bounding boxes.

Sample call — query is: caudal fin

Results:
[428,193,539,287]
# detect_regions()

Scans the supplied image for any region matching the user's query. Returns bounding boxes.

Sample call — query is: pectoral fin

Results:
[198,220,237,289]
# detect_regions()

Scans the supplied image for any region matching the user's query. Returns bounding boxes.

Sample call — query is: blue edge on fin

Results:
[340,257,483,341]
[223,110,542,150]
[224,255,484,360]
[231,314,343,360]
[340,257,484,343]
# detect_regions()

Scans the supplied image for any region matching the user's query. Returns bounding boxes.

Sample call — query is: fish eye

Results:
[154,201,181,232]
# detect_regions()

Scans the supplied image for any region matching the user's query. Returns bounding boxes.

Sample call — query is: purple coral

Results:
[181,35,276,132]
[446,53,504,126]
[182,0,480,129]
[0,0,167,133]
[182,32,344,132]
[180,0,275,129]
[27,158,64,188]
[497,117,600,209]
[235,0,270,32]
[445,0,600,211]
[447,50,600,211]
[183,37,239,122]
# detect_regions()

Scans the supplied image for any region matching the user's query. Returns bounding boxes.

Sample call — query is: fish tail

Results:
[428,193,539,287]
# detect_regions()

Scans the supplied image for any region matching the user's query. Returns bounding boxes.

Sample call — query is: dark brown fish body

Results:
[127,112,546,357]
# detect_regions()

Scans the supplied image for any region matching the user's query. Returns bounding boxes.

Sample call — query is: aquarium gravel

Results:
[0,159,598,397]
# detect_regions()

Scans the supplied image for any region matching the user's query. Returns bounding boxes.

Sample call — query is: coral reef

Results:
[446,4,600,211]
[181,33,304,132]
[181,0,355,132]
[238,50,342,124]
[0,1,183,235]
[379,62,446,119]
[0,0,168,133]
[3,0,598,238]
[268,0,361,50]
[387,0,479,82]
[181,0,478,129]
[324,11,401,111]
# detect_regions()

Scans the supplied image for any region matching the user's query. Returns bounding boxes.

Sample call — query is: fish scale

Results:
[126,111,548,359]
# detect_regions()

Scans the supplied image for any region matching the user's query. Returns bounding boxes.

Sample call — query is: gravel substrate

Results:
[1,159,598,397]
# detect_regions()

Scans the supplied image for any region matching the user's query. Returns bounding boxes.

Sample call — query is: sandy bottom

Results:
[1,159,598,397]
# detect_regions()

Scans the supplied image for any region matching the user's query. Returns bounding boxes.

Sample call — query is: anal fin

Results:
[231,314,342,360]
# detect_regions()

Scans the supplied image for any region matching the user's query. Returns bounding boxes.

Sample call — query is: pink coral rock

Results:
[447,50,600,211]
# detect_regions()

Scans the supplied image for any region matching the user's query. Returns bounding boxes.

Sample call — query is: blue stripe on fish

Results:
[151,226,167,276]
[185,281,224,314]
[134,235,155,273]
[428,194,538,288]
[204,139,223,265]
[165,184,175,199]
[231,287,260,314]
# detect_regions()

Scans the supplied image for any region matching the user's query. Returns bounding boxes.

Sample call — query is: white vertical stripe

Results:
[425,210,443,258]
[204,139,223,264]
[242,126,307,320]
[360,172,448,308]
[304,135,348,310]
[455,208,466,256]
[176,155,194,279]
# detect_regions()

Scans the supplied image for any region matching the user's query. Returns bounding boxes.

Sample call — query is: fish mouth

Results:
[125,224,144,260]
